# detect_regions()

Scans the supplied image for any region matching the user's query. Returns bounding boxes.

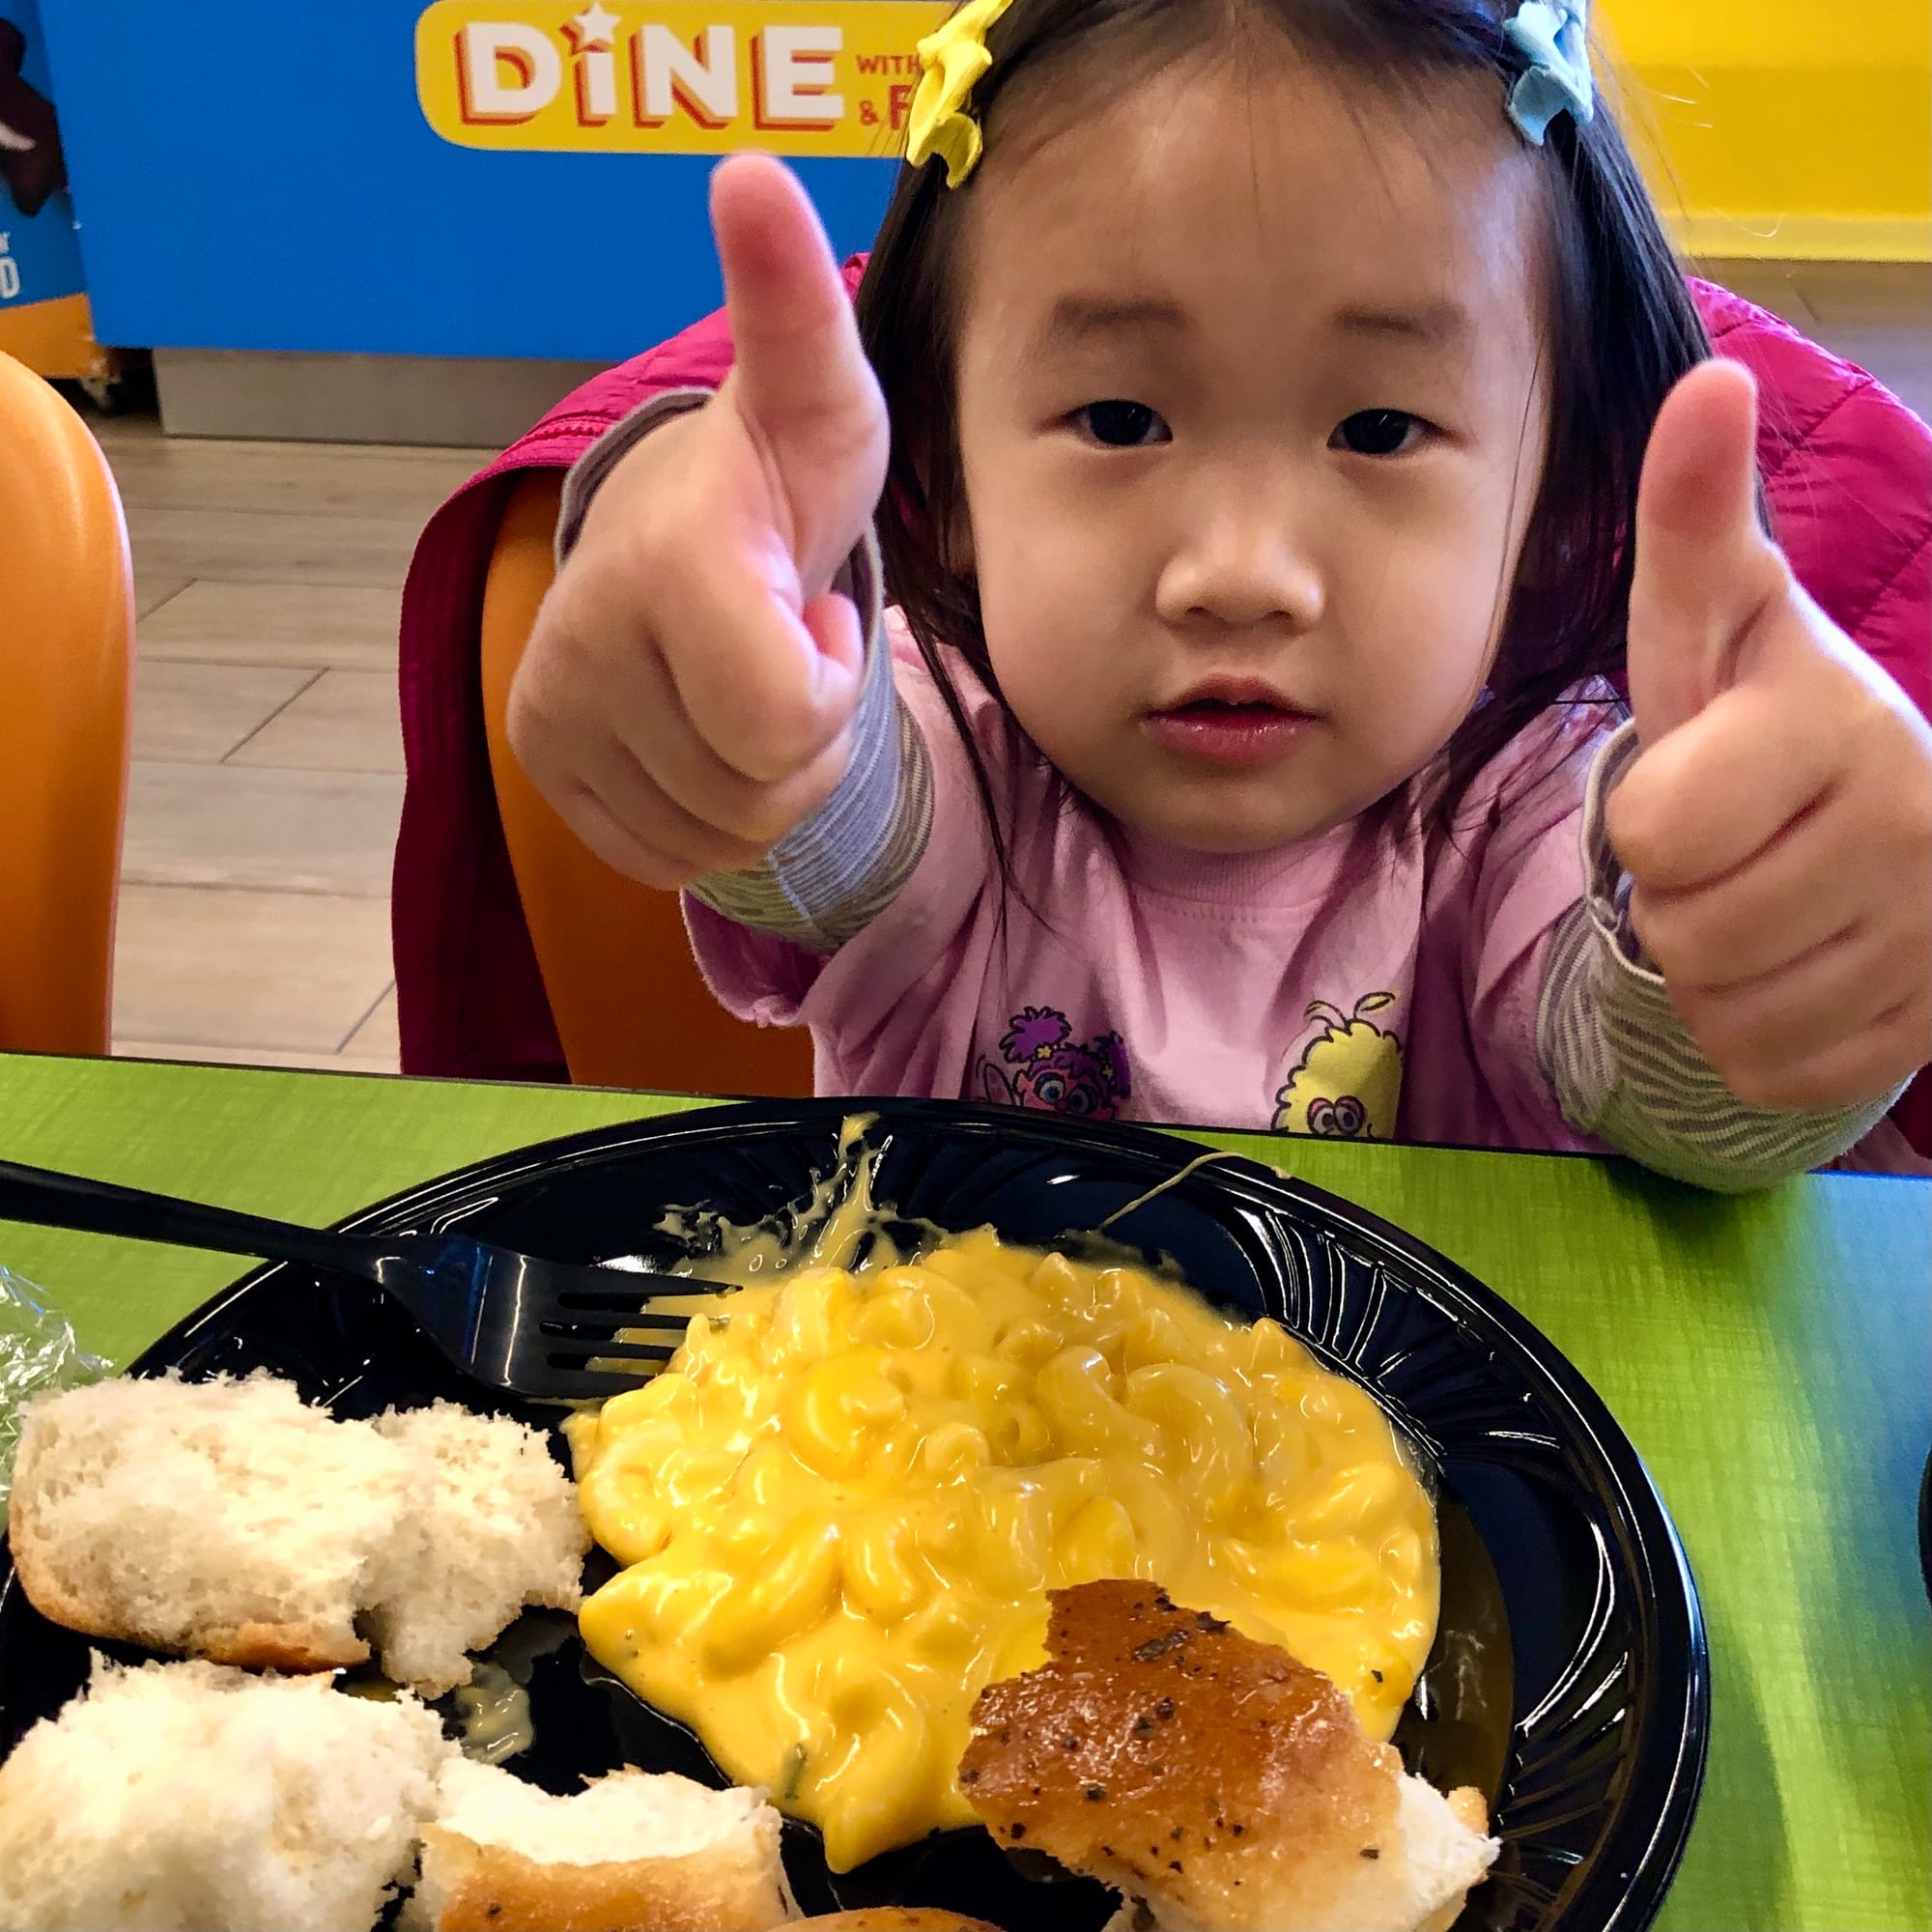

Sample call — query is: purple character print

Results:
[979,1006,1131,1122]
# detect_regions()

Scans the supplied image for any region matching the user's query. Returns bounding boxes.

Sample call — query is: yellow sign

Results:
[416,0,951,156]
[1602,0,1930,262]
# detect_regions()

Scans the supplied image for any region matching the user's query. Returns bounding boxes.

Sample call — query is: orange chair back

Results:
[0,354,133,1056]
[478,470,813,1095]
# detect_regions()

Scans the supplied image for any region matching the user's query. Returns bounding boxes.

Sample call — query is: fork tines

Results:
[538,1297,688,1390]
[534,1279,735,1397]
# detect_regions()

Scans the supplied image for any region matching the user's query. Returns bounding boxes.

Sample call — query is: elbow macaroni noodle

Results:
[568,1229,1438,1871]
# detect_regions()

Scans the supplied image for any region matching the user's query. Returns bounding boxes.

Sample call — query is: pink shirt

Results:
[392,272,1928,1157]
[690,623,1615,1150]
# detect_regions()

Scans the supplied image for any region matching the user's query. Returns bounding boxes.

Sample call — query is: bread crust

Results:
[8,1472,362,1671]
[961,1581,1395,1915]
[196,1619,368,1672]
[960,1580,1490,1932]
[6,1379,594,1686]
[417,1828,795,1932]
[792,1915,1008,1930]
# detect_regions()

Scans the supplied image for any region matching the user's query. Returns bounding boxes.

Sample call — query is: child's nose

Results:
[1153,507,1324,637]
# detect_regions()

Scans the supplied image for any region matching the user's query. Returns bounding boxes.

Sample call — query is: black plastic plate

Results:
[0,1099,1708,1931]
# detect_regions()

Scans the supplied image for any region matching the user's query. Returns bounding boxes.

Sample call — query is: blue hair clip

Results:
[1503,0,1595,146]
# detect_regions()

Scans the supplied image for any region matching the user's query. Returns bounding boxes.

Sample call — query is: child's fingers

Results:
[1745,1009,1932,1114]
[646,513,866,784]
[604,617,856,845]
[582,741,777,880]
[1668,937,1929,1113]
[538,783,690,892]
[517,725,770,891]
[1629,797,1867,993]
[799,586,867,689]
[711,153,888,593]
[1626,360,1784,744]
[512,549,835,880]
[1606,679,1837,893]
[508,621,769,888]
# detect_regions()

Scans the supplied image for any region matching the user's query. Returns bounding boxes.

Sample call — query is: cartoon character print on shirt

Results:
[1273,993,1405,1139]
[980,1006,1131,1122]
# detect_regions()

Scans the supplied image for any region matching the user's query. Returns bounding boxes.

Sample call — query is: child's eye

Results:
[1331,410,1431,457]
[1073,400,1172,447]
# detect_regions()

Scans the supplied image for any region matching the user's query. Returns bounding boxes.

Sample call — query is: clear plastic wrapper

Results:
[0,1264,109,1523]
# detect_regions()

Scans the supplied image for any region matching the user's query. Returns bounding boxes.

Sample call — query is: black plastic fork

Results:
[0,1157,706,1400]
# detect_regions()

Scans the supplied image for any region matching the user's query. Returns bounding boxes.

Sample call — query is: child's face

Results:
[950,52,1554,853]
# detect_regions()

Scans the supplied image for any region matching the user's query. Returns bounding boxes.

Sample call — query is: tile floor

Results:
[99,261,1929,1077]
[104,421,494,1076]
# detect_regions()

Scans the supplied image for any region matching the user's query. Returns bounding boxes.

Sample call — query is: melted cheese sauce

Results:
[568,1230,1437,1872]
[452,1662,535,1766]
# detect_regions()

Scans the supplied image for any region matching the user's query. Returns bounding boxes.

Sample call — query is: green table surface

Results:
[1,1051,1926,1930]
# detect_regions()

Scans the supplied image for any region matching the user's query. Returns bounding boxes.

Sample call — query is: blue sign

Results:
[0,0,87,312]
[35,1,910,360]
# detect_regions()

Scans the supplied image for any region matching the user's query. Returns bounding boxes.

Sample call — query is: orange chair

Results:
[479,470,813,1095]
[0,353,133,1057]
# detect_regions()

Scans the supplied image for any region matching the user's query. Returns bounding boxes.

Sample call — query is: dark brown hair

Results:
[854,0,1711,857]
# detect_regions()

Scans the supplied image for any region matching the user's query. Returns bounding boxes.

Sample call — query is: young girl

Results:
[504,0,1932,1189]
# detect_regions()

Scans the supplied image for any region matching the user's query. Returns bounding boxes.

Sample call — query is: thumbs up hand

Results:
[1606,359,1932,1112]
[510,154,890,890]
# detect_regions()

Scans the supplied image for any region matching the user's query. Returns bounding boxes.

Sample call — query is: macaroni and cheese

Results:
[567,1230,1437,1872]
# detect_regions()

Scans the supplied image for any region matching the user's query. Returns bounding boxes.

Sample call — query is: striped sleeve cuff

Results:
[1537,721,1897,1192]
[688,539,931,952]
[555,386,715,563]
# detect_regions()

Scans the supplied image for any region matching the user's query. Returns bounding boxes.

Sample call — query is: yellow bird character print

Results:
[1273,993,1405,1139]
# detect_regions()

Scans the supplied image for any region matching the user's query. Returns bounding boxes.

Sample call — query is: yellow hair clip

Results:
[906,0,1015,187]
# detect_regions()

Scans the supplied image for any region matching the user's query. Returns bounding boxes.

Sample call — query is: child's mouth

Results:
[1145,691,1311,768]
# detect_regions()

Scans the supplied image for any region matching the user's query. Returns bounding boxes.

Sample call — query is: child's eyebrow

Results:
[1332,299,1471,345]
[1041,295,1189,348]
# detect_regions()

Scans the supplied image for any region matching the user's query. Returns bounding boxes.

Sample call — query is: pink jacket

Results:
[393,271,1932,1150]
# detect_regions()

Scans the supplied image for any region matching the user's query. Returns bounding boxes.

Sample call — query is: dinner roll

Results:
[403,1756,794,1932]
[10,1374,589,1693]
[9,1371,421,1672]
[369,1401,590,1695]
[0,1656,447,1932]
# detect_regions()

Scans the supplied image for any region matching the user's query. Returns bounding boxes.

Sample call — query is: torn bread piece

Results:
[10,1375,589,1693]
[402,1756,794,1932]
[369,1402,590,1696]
[0,1656,449,1932]
[8,1372,422,1672]
[959,1580,1497,1932]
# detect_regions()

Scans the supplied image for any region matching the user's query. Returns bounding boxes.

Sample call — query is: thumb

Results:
[711,152,889,597]
[1627,358,1780,744]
